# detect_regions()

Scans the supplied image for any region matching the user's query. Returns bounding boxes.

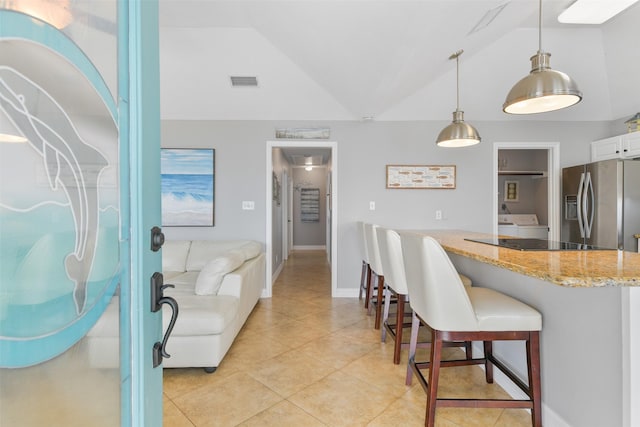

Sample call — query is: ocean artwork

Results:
[161,149,215,226]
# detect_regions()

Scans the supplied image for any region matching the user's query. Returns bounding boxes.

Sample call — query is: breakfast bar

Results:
[408,230,640,427]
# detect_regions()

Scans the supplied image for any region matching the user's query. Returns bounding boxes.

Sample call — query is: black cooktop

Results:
[464,238,614,251]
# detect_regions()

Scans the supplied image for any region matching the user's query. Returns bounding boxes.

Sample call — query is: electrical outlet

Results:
[369,201,376,210]
[242,201,255,210]
[435,210,442,220]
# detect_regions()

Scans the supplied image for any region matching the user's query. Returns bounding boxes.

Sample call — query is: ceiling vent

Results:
[230,76,258,87]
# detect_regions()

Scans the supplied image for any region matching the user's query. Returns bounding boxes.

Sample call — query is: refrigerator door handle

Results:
[576,172,586,238]
[584,171,595,239]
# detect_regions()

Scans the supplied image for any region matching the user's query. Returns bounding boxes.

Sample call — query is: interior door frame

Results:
[265,140,338,298]
[281,170,289,261]
[492,142,560,241]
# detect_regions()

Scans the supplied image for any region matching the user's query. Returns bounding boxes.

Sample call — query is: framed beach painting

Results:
[161,148,215,226]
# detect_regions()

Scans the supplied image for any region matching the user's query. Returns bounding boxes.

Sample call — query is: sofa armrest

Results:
[217,273,243,298]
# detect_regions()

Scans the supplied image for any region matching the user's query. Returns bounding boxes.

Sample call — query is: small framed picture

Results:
[504,180,519,202]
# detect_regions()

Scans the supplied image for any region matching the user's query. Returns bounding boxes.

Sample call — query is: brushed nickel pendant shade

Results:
[436,50,481,148]
[503,0,582,114]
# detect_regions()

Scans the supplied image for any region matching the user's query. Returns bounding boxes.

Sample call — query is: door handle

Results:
[150,272,179,368]
[584,172,595,239]
[576,172,585,238]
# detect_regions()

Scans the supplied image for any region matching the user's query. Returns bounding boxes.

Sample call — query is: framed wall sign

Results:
[161,148,215,226]
[386,165,456,189]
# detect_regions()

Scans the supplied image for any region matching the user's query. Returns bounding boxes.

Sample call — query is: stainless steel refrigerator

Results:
[562,159,640,251]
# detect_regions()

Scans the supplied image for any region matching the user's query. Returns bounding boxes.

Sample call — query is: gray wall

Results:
[160,119,614,293]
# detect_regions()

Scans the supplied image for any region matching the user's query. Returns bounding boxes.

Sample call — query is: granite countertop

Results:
[407,230,640,288]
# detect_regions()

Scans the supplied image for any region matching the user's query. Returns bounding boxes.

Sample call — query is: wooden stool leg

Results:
[528,331,542,427]
[366,268,375,313]
[406,312,420,385]
[381,287,392,342]
[483,340,494,383]
[374,275,385,329]
[393,294,405,364]
[425,329,443,427]
[464,341,472,360]
[359,260,367,300]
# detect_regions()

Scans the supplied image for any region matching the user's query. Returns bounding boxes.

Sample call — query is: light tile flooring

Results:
[163,250,532,427]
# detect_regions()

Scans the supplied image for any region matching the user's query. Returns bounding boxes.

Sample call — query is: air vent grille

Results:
[230,76,258,87]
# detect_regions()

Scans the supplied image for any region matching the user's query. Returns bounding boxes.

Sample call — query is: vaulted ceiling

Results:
[158,0,640,123]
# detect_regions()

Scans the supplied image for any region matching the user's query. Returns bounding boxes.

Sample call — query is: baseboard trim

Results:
[292,245,326,250]
[332,288,359,298]
[271,262,283,285]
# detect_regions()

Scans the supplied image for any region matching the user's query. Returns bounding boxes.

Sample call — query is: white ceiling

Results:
[158,0,640,123]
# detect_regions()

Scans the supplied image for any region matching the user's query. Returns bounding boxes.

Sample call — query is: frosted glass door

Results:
[0,4,161,425]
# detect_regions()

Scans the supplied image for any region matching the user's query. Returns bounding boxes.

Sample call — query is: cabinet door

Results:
[591,136,622,161]
[622,132,640,158]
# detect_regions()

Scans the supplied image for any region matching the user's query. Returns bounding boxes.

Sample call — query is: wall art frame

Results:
[504,180,519,202]
[386,165,456,189]
[161,148,215,226]
[272,171,281,206]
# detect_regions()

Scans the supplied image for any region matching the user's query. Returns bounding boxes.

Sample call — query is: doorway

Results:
[265,140,338,298]
[493,142,560,241]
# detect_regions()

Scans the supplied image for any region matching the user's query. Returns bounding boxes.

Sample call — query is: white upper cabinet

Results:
[591,131,640,161]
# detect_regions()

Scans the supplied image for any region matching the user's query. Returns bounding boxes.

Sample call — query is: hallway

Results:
[163,250,531,426]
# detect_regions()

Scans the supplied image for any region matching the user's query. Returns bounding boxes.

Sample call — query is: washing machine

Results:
[498,214,549,239]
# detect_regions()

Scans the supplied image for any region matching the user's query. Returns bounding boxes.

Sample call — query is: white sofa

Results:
[86,240,265,372]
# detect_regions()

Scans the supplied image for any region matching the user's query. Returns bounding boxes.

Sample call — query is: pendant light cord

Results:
[456,53,460,111]
[449,49,463,112]
[538,0,542,54]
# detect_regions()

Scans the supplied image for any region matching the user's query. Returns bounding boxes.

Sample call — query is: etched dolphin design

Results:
[0,66,109,314]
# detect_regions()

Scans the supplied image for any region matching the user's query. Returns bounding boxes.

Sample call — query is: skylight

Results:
[558,0,639,24]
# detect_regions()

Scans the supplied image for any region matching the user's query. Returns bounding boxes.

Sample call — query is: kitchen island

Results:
[406,230,640,427]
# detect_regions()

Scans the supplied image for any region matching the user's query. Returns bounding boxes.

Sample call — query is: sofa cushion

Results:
[194,250,245,295]
[237,241,262,260]
[186,240,252,271]
[162,241,192,272]
[164,295,239,336]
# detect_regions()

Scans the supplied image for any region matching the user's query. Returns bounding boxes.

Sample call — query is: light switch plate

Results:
[242,201,255,210]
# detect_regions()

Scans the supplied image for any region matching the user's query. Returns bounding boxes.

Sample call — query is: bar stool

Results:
[400,232,542,427]
[376,227,412,364]
[363,223,385,329]
[377,227,474,365]
[358,221,372,308]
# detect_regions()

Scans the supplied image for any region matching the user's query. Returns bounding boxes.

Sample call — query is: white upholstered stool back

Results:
[376,227,407,295]
[364,223,383,276]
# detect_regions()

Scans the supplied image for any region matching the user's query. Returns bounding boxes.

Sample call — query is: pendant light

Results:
[503,0,582,114]
[436,50,481,148]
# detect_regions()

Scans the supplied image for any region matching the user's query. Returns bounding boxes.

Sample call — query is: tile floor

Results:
[163,250,533,427]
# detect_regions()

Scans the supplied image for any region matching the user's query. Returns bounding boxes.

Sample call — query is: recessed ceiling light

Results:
[558,0,639,24]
